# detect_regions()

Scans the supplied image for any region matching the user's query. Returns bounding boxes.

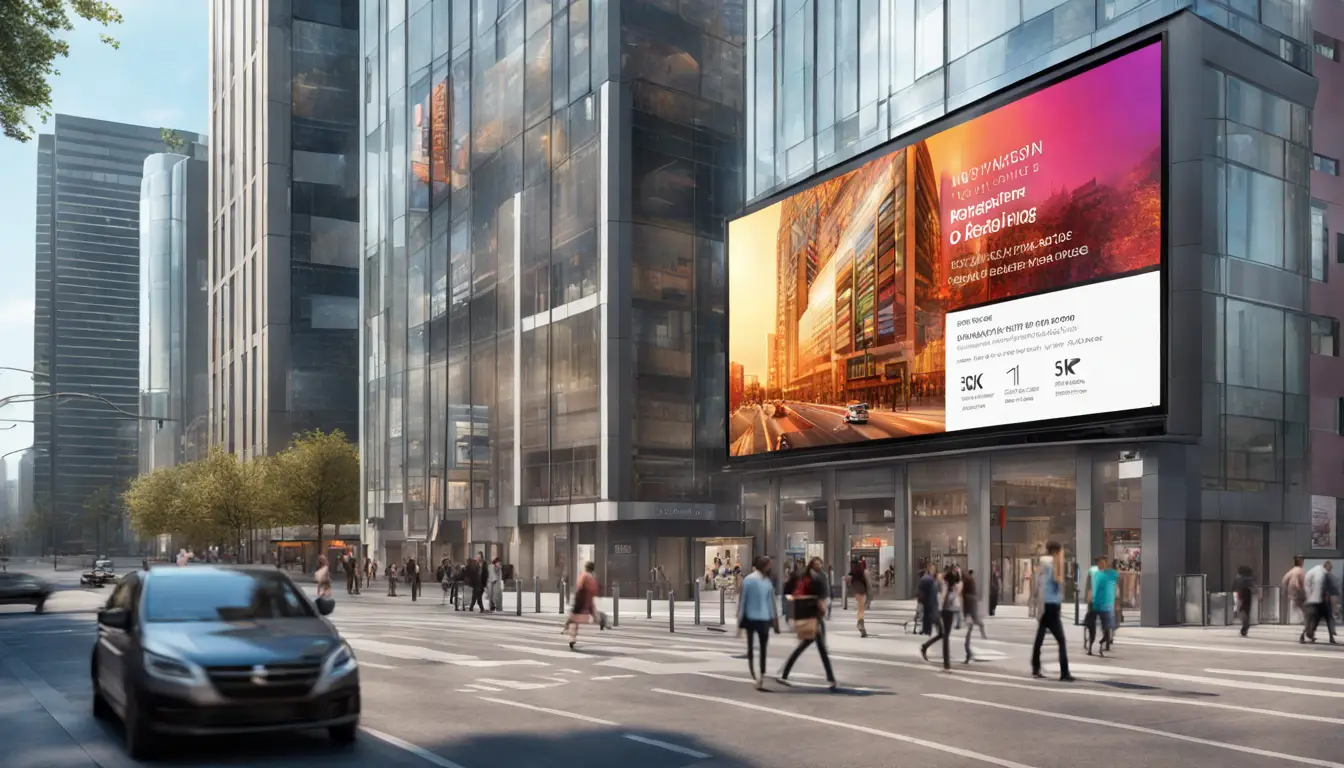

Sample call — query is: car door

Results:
[96,574,137,709]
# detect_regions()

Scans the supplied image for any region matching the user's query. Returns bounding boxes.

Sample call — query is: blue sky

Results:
[0,0,209,475]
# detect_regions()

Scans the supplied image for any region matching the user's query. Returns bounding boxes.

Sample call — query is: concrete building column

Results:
[891,463,911,598]
[1140,443,1197,627]
[967,457,992,590]
[765,476,783,590]
[1075,448,1096,590]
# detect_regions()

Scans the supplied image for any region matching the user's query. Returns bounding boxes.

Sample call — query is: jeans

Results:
[743,619,772,679]
[470,586,485,612]
[1031,602,1070,678]
[1305,603,1336,640]
[781,623,835,683]
[921,610,954,670]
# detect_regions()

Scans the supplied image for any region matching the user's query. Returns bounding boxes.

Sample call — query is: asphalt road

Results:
[4,573,1344,767]
[731,402,948,455]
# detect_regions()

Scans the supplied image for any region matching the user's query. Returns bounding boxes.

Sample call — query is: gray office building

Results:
[139,152,210,474]
[32,116,206,554]
[209,0,361,465]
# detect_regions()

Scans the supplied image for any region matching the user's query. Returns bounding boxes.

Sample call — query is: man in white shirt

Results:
[1302,561,1337,645]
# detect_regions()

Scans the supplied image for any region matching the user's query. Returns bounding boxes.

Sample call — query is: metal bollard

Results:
[515,578,522,616]
[719,583,726,626]
[613,586,620,628]
[534,576,541,613]
[560,579,568,614]
[842,577,849,611]
[669,594,675,632]
[694,581,701,625]
[647,589,653,619]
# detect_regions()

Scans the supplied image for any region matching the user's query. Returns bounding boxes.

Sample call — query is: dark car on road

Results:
[91,566,360,759]
[0,571,53,612]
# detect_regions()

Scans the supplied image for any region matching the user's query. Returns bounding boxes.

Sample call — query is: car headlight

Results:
[325,641,357,676]
[143,650,203,684]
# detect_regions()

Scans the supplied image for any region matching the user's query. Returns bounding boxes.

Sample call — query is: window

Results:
[1313,154,1339,176]
[1316,33,1339,61]
[1312,317,1339,356]
[1313,203,1329,282]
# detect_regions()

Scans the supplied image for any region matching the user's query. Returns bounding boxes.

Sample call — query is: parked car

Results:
[845,402,870,424]
[81,567,117,587]
[0,571,53,612]
[91,565,359,759]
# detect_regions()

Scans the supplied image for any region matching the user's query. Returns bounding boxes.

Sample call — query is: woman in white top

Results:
[488,557,503,612]
[919,565,962,672]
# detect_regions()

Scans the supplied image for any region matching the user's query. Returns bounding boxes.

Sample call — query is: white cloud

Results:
[0,298,34,329]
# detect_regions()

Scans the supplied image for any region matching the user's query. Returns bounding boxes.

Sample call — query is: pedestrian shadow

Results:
[419,728,753,768]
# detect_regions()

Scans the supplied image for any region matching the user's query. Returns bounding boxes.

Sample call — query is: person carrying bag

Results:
[778,557,837,690]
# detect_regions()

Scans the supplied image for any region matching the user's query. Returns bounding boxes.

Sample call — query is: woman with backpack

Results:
[920,565,961,672]
[778,557,837,691]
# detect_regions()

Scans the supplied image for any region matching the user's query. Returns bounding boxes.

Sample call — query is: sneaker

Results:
[1032,671,1046,679]
[754,676,765,691]
[1059,674,1077,682]
[920,645,929,662]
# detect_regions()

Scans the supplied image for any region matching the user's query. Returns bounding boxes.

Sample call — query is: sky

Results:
[0,0,209,475]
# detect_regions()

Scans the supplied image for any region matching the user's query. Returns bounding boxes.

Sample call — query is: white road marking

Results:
[474,677,557,691]
[347,638,548,668]
[1116,638,1344,659]
[561,668,584,674]
[361,726,471,768]
[591,674,636,681]
[622,734,711,759]
[457,684,503,692]
[533,675,572,683]
[498,643,585,658]
[477,696,619,726]
[1204,668,1344,685]
[924,693,1344,768]
[941,673,1344,726]
[359,661,397,669]
[652,688,1040,768]
[1069,663,1344,699]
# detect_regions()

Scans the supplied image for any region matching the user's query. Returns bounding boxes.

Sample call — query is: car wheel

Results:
[123,687,158,760]
[328,721,358,745]
[33,598,45,614]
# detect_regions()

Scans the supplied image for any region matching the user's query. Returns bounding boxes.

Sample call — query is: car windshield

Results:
[143,570,315,622]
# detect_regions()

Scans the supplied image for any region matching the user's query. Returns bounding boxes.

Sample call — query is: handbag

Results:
[315,596,335,615]
[794,617,819,640]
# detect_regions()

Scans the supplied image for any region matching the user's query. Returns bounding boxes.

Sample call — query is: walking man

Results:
[1283,555,1307,625]
[1086,556,1118,657]
[1303,560,1338,644]
[917,563,938,636]
[470,551,488,612]
[1233,565,1256,637]
[1030,540,1074,682]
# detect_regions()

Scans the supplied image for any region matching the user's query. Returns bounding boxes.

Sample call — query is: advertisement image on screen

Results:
[727,42,1163,458]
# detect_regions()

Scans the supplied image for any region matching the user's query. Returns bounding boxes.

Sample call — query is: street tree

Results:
[1,1,122,142]
[272,430,359,555]
[187,448,271,563]
[124,463,203,543]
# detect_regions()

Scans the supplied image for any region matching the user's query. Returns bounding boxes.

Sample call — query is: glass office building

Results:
[737,0,1325,625]
[361,0,745,591]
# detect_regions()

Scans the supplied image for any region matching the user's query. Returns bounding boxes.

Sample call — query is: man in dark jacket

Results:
[469,552,488,612]
[1233,565,1256,637]
[917,563,938,635]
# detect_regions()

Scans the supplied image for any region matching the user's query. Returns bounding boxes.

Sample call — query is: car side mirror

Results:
[98,609,129,630]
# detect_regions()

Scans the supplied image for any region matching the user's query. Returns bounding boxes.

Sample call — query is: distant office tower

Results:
[207,0,361,459]
[139,152,210,474]
[32,116,205,553]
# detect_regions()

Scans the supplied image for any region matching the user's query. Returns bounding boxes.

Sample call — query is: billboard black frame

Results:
[724,31,1170,470]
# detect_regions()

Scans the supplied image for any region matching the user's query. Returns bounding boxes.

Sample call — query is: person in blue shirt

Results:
[737,555,780,690]
[1030,540,1074,681]
[1088,556,1119,657]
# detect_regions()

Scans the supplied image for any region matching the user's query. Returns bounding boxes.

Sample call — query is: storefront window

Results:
[991,451,1077,605]
[837,468,896,591]
[910,459,969,592]
[781,475,825,576]
[1099,453,1143,611]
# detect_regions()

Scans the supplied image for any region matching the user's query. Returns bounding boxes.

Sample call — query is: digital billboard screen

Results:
[727,42,1163,459]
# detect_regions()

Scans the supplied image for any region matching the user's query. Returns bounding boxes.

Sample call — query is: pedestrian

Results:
[407,557,421,602]
[1082,557,1101,654]
[1282,555,1307,625]
[778,557,837,691]
[988,564,1000,617]
[1030,540,1074,682]
[470,552,488,612]
[451,561,465,609]
[1087,556,1118,657]
[917,563,938,635]
[386,560,398,597]
[315,555,333,612]
[962,568,987,663]
[489,557,504,612]
[1303,560,1338,644]
[738,556,780,690]
[920,565,960,672]
[566,561,604,649]
[846,559,869,638]
[1233,565,1256,637]
[343,550,355,594]
[439,558,452,605]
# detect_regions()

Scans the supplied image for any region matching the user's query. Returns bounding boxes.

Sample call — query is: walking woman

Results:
[566,561,603,649]
[385,560,398,597]
[489,557,504,612]
[778,557,837,690]
[314,555,334,613]
[738,556,779,690]
[920,565,961,672]
[962,569,987,663]
[846,559,870,638]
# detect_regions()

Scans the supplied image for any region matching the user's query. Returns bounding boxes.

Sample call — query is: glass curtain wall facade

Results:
[744,3,1319,624]
[209,0,360,466]
[32,117,206,555]
[363,0,743,582]
[139,153,210,475]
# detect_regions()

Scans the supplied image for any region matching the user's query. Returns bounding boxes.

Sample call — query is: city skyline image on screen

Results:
[728,41,1163,458]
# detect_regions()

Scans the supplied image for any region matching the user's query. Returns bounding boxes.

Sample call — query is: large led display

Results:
[727,42,1163,458]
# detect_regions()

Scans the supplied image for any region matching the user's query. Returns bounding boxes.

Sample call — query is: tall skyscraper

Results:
[208,0,361,461]
[139,152,210,474]
[32,116,205,554]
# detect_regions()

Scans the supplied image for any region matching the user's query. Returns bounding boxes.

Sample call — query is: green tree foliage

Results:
[0,1,123,142]
[272,430,359,554]
[184,448,272,563]
[124,463,200,541]
[160,127,184,152]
